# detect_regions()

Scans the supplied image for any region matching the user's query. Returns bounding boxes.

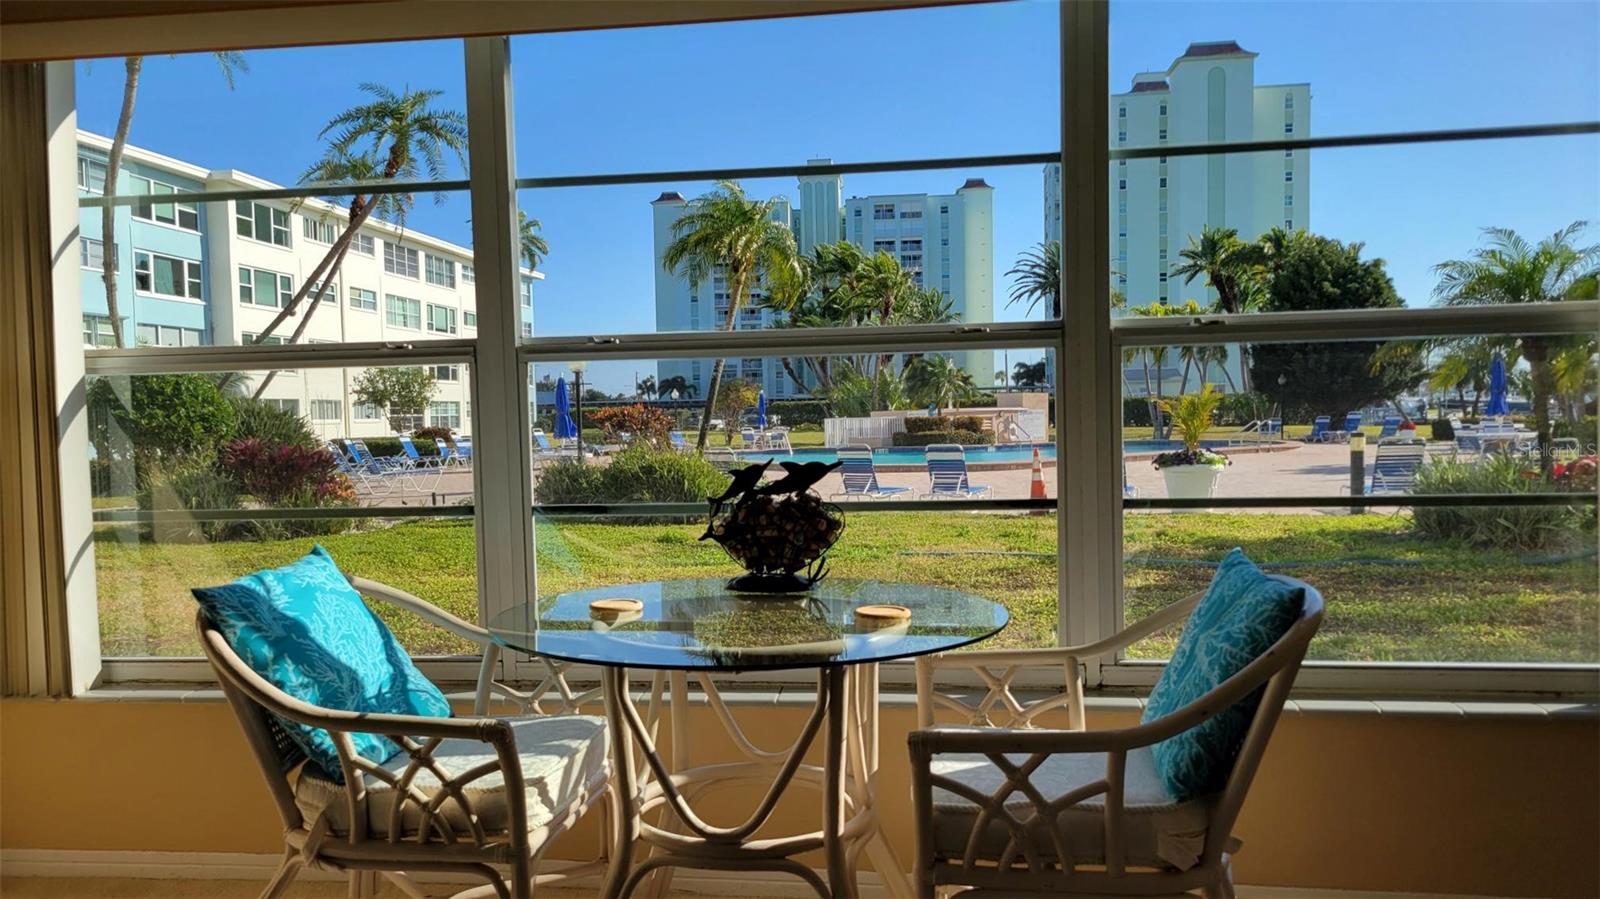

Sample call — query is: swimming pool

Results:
[737,439,1246,469]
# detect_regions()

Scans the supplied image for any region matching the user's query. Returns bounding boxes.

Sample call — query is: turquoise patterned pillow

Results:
[193,546,452,782]
[1141,548,1303,801]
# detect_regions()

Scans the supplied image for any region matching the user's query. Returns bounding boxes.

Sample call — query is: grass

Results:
[94,510,1596,664]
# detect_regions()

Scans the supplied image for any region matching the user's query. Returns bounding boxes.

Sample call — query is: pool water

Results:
[737,440,1237,466]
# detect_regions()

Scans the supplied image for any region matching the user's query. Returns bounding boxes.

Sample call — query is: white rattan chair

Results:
[198,576,613,899]
[909,578,1323,897]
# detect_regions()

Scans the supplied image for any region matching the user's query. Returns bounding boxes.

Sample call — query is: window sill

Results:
[69,684,1600,721]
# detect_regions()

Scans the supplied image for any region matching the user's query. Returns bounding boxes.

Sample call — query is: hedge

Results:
[891,429,995,447]
[766,400,828,426]
[905,415,984,434]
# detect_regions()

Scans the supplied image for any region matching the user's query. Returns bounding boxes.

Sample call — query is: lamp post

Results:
[571,360,587,464]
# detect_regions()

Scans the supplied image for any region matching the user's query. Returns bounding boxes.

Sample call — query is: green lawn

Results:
[94,511,1596,664]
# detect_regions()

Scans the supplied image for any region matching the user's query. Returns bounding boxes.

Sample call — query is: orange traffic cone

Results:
[1030,447,1046,500]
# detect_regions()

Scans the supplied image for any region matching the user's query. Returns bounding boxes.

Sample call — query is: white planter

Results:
[1160,463,1226,504]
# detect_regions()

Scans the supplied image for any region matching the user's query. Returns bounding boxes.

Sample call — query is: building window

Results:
[385,294,422,329]
[1159,177,1167,188]
[263,399,299,415]
[310,400,342,421]
[1285,149,1294,158]
[82,315,117,348]
[349,287,377,312]
[1284,122,1294,134]
[302,216,339,243]
[429,401,461,430]
[873,239,895,255]
[1117,130,1126,143]
[238,266,293,308]
[134,251,202,300]
[135,324,204,347]
[131,175,199,231]
[1159,103,1167,115]
[462,264,475,283]
[432,364,459,382]
[1118,179,1126,190]
[520,277,535,307]
[384,242,420,278]
[352,233,375,256]
[853,208,861,217]
[1285,171,1294,182]
[1285,219,1294,229]
[939,205,949,213]
[1118,106,1126,118]
[241,332,288,346]
[77,157,107,193]
[1285,194,1294,207]
[424,253,456,288]
[426,303,458,334]
[1158,128,1167,141]
[463,311,478,328]
[520,320,534,338]
[309,279,338,305]
[941,237,949,247]
[1285,94,1294,109]
[235,200,290,246]
[899,207,922,219]
[79,237,113,271]
[354,402,382,420]
[873,203,894,220]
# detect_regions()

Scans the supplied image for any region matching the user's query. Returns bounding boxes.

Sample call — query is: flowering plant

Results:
[1152,447,1231,469]
[1153,384,1231,470]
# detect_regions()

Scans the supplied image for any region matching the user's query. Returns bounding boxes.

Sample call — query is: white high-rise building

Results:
[653,162,994,399]
[1045,41,1310,393]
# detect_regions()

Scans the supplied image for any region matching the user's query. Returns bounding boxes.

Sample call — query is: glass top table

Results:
[485,577,1009,672]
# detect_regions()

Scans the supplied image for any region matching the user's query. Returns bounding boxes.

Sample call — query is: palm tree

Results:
[1006,240,1061,318]
[906,354,977,410]
[100,52,248,347]
[1432,222,1599,474]
[661,181,799,450]
[1171,226,1264,315]
[518,209,548,270]
[243,84,467,378]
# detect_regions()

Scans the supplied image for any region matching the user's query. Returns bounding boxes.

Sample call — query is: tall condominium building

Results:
[1045,41,1310,394]
[76,131,541,439]
[652,160,994,399]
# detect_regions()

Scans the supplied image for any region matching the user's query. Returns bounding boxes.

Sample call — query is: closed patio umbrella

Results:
[756,390,768,428]
[553,376,578,439]
[1484,353,1510,418]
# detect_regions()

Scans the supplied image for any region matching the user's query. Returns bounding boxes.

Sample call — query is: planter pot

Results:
[1160,463,1226,507]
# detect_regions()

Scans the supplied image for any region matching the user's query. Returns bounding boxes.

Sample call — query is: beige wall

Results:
[2,697,1596,896]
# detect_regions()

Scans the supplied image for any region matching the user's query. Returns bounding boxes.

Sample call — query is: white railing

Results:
[824,416,903,448]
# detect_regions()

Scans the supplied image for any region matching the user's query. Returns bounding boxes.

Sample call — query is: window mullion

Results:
[463,36,534,683]
[1059,0,1117,682]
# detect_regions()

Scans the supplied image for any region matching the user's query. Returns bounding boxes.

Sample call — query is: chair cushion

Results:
[930,744,1212,871]
[1141,548,1304,801]
[192,546,452,782]
[294,714,609,838]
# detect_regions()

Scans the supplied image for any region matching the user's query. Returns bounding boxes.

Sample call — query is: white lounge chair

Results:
[924,444,991,498]
[834,444,911,500]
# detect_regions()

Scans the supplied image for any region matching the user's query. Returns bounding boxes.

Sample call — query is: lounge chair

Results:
[740,427,761,449]
[1331,411,1364,443]
[834,444,911,500]
[1376,414,1402,441]
[435,437,466,467]
[455,437,473,463]
[704,446,742,471]
[1262,417,1283,441]
[397,435,442,469]
[326,441,390,497]
[764,428,794,453]
[1303,415,1332,443]
[1366,438,1426,494]
[923,444,991,498]
[668,431,690,452]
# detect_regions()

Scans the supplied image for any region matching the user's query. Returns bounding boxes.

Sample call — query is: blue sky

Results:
[76,1,1598,392]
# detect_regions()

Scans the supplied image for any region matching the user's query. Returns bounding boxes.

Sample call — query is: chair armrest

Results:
[348,575,493,646]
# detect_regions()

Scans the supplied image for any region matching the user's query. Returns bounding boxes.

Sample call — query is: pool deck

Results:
[360,439,1432,512]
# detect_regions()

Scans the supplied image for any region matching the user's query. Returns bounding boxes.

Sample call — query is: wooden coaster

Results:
[854,604,911,624]
[590,598,643,618]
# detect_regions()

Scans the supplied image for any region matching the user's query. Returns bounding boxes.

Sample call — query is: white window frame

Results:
[132,250,203,301]
[425,253,457,288]
[302,215,339,243]
[238,266,293,309]
[349,286,378,312]
[79,236,111,271]
[385,293,422,330]
[235,199,291,247]
[426,303,458,334]
[309,399,342,421]
[384,241,421,278]
[55,28,1599,700]
[77,156,107,193]
[130,174,200,231]
[352,232,376,256]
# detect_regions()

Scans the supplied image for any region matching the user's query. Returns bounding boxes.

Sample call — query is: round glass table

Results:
[486,578,1008,899]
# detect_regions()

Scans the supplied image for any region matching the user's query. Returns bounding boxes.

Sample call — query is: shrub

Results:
[892,429,994,447]
[905,415,983,434]
[766,400,827,427]
[1411,455,1596,551]
[1554,416,1598,451]
[413,425,455,447]
[88,373,236,462]
[1123,397,1153,428]
[957,392,997,409]
[359,437,405,459]
[1429,417,1456,441]
[1214,391,1273,427]
[229,397,317,450]
[137,455,246,542]
[589,404,675,448]
[219,439,346,504]
[533,447,725,505]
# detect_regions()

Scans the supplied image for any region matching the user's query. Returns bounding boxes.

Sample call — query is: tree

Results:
[661,181,799,450]
[1171,225,1264,315]
[243,84,468,396]
[518,209,548,270]
[1006,240,1061,318]
[658,375,695,399]
[1248,234,1422,421]
[906,354,979,410]
[1011,360,1047,387]
[353,367,437,434]
[711,379,761,445]
[1431,223,1599,474]
[636,375,657,400]
[100,52,248,347]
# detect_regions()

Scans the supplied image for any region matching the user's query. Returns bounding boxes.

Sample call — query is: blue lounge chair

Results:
[1332,411,1364,443]
[455,437,473,463]
[833,445,911,500]
[1376,414,1402,441]
[345,439,406,474]
[924,444,991,498]
[669,431,690,452]
[397,435,442,469]
[1261,418,1283,441]
[1368,439,1426,494]
[1303,415,1331,443]
[434,437,465,467]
